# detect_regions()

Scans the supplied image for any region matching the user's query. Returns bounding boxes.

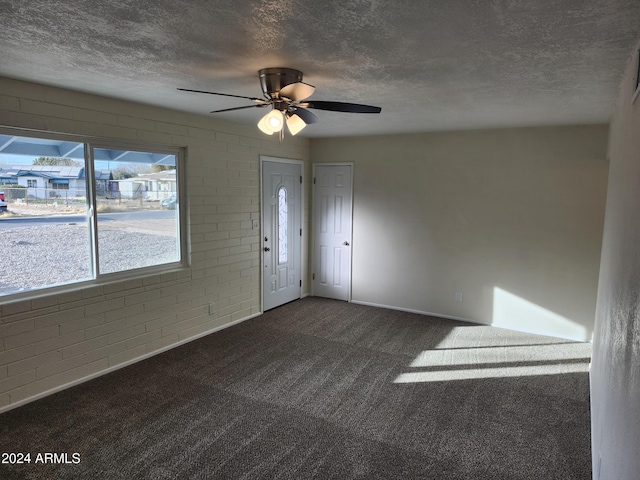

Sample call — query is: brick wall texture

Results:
[0,77,311,410]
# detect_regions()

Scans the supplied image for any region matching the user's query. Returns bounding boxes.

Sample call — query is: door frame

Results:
[260,155,305,313]
[311,162,354,301]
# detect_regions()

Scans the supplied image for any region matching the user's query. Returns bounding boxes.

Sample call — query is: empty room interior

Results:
[0,1,639,479]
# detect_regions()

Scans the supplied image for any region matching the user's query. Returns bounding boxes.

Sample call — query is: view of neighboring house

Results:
[0,165,112,199]
[113,169,176,200]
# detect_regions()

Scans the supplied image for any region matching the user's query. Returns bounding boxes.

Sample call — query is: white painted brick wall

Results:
[0,76,311,411]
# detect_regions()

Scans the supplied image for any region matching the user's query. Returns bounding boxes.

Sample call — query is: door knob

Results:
[343,241,350,246]
[264,247,270,252]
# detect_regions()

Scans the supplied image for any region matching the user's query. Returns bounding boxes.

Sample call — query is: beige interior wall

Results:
[591,42,640,480]
[0,77,311,411]
[311,125,609,341]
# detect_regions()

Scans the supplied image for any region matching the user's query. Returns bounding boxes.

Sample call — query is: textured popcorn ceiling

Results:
[1,0,639,137]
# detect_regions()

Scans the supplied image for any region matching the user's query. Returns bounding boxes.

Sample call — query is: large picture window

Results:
[0,131,185,298]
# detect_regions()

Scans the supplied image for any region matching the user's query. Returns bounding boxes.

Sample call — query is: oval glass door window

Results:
[278,186,288,264]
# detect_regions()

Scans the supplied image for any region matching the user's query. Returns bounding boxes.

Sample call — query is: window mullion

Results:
[85,143,100,279]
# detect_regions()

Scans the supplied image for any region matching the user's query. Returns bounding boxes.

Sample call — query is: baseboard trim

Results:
[350,299,590,343]
[350,299,481,326]
[0,312,262,415]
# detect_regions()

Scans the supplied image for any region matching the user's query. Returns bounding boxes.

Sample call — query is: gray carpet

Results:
[0,297,592,479]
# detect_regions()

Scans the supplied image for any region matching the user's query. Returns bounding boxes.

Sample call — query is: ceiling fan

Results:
[178,67,382,139]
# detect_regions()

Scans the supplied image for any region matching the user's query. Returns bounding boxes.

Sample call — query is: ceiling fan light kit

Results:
[178,67,381,139]
[257,109,285,135]
[285,112,307,136]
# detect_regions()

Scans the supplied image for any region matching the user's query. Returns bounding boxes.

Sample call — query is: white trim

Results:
[351,299,478,325]
[0,312,261,415]
[260,155,305,166]
[351,299,590,342]
[259,155,305,313]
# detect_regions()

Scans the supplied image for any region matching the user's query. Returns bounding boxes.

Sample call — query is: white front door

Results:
[312,163,353,301]
[262,159,302,311]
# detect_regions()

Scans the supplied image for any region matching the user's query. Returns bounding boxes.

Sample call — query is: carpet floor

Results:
[0,297,592,479]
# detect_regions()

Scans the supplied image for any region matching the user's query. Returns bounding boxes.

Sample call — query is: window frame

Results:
[0,127,188,300]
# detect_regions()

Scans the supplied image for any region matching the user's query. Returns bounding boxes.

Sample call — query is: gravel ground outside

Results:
[1,224,179,296]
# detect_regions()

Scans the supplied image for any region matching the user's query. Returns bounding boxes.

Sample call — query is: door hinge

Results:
[300,228,302,236]
[300,175,302,184]
[300,280,302,287]
[312,273,315,280]
[313,177,316,185]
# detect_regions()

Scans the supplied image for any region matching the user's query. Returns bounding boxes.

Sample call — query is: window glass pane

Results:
[93,148,180,274]
[0,134,92,296]
[278,186,287,264]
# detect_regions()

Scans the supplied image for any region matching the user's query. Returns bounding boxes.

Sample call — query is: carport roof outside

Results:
[0,134,175,166]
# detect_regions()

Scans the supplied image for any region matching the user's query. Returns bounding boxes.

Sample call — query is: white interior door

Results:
[262,159,302,311]
[312,163,353,301]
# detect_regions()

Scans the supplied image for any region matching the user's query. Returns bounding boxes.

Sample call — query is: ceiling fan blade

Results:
[292,106,318,124]
[210,104,269,113]
[304,101,381,114]
[178,88,264,103]
[279,82,316,101]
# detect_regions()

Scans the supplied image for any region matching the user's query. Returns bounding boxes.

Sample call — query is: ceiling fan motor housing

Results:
[259,67,304,99]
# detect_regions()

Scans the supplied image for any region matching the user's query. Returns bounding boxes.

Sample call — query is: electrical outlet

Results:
[454,292,463,302]
[252,219,259,230]
[208,303,215,315]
